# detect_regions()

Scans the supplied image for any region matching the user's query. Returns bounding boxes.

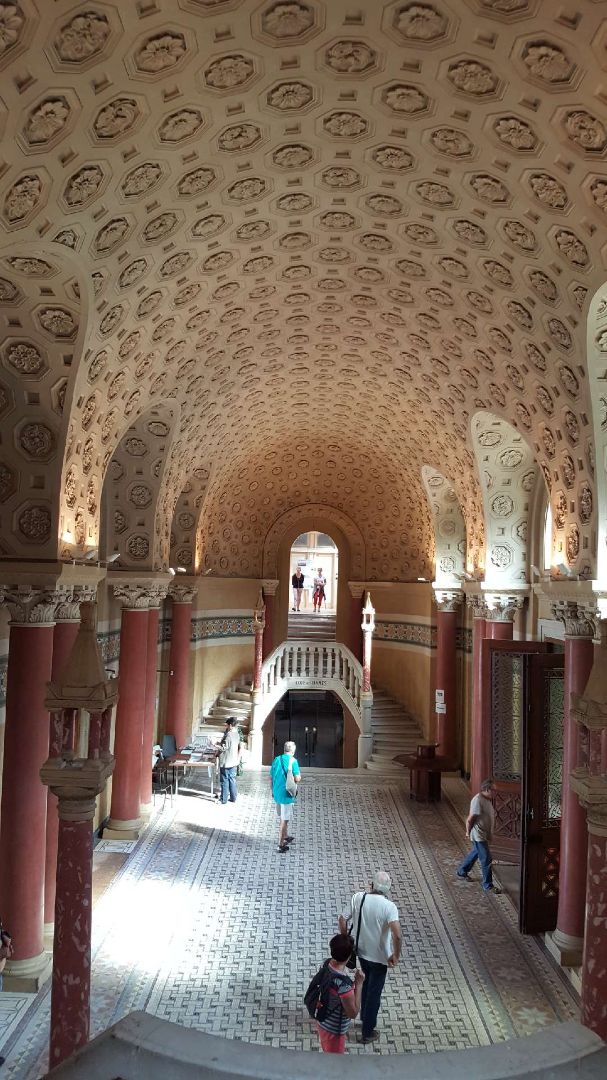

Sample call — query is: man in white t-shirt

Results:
[338,871,401,1044]
[218,718,242,804]
[457,778,501,893]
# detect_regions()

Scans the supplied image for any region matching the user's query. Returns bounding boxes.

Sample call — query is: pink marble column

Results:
[551,601,595,965]
[165,584,196,749]
[468,595,487,795]
[433,590,463,763]
[580,812,607,1039]
[106,586,154,838]
[45,602,82,934]
[253,590,266,691]
[140,603,160,811]
[0,588,56,987]
[348,583,364,662]
[261,579,278,659]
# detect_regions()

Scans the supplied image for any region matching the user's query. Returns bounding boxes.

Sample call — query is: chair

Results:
[152,763,173,811]
[161,734,178,758]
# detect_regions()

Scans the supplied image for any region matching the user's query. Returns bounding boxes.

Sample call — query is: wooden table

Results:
[167,756,219,797]
[395,745,454,803]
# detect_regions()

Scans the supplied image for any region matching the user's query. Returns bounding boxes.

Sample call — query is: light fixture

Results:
[555,562,574,578]
[106,552,120,564]
[417,577,427,582]
[176,566,187,573]
[530,565,541,579]
[84,547,99,561]
[168,568,176,576]
[203,567,213,575]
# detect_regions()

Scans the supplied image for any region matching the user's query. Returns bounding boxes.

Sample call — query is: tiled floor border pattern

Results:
[0,770,579,1076]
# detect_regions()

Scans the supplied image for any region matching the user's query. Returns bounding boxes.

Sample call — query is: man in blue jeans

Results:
[457,778,501,893]
[218,718,241,804]
[338,871,401,1045]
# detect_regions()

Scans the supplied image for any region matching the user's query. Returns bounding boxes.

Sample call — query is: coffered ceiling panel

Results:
[0,0,605,579]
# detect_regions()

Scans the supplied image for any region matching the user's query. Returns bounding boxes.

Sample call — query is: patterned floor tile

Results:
[0,770,580,1076]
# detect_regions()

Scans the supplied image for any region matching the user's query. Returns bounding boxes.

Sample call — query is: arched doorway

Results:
[289,530,338,613]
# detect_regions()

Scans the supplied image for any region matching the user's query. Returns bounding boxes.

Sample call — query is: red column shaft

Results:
[140,607,160,806]
[436,610,457,761]
[350,595,362,661]
[555,635,594,943]
[49,814,93,1067]
[262,593,274,660]
[109,608,148,825]
[362,631,372,693]
[487,620,513,641]
[254,628,264,690]
[44,621,80,927]
[166,601,192,748]
[581,827,607,1039]
[470,616,486,794]
[0,624,54,961]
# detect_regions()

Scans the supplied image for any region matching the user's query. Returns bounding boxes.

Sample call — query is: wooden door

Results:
[481,640,549,860]
[519,654,564,934]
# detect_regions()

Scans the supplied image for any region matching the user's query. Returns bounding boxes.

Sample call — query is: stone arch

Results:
[471,411,539,587]
[585,284,607,583]
[172,465,211,573]
[262,503,365,579]
[0,240,91,559]
[420,466,467,585]
[100,404,178,570]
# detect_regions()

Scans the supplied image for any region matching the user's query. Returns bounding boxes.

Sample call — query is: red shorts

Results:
[317,1024,347,1054]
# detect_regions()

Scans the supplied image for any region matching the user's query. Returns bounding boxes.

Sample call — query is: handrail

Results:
[257,639,364,725]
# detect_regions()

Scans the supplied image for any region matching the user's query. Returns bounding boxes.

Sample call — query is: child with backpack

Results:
[304,933,365,1053]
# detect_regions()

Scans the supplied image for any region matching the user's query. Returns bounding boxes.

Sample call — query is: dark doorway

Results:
[274,691,344,768]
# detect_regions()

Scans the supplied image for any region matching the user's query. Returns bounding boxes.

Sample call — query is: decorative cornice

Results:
[551,600,597,639]
[483,592,527,623]
[261,578,279,597]
[433,588,463,613]
[169,583,197,605]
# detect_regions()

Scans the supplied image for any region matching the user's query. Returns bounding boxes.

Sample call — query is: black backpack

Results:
[304,960,350,1024]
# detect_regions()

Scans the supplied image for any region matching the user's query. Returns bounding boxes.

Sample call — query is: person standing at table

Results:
[218,717,241,804]
[291,566,305,612]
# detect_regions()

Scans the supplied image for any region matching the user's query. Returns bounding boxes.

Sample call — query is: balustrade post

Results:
[359,593,375,767]
[249,591,266,767]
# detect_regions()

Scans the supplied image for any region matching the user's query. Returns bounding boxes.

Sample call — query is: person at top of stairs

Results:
[291,566,305,612]
[313,567,326,612]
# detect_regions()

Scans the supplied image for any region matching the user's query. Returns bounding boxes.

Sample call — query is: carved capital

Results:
[484,593,526,623]
[113,583,166,610]
[569,773,607,837]
[261,578,279,597]
[434,589,463,613]
[466,593,488,619]
[54,584,98,623]
[169,583,197,605]
[40,756,115,812]
[551,600,597,639]
[3,586,58,626]
[348,581,365,600]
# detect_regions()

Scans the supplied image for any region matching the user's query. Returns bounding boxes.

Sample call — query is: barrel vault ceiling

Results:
[0,0,605,580]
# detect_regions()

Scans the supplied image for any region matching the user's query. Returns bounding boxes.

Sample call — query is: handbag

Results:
[346,892,367,970]
[281,755,298,798]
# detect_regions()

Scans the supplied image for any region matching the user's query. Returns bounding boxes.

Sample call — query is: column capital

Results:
[348,581,365,600]
[433,588,463,613]
[483,591,527,622]
[169,583,197,605]
[551,599,598,639]
[40,757,115,812]
[2,586,59,626]
[54,584,99,623]
[113,583,168,610]
[466,593,488,619]
[261,578,279,596]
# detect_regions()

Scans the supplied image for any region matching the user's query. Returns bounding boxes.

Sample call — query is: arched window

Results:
[543,501,552,572]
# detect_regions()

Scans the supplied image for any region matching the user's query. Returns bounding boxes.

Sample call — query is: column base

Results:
[357,733,373,767]
[1,951,52,992]
[248,727,263,768]
[546,929,584,969]
[103,817,142,841]
[139,801,153,820]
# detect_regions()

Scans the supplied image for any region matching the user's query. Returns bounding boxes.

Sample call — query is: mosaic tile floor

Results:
[1,770,580,1076]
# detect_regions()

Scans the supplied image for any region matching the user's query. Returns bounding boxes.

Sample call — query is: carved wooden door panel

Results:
[519,654,564,934]
[481,640,549,860]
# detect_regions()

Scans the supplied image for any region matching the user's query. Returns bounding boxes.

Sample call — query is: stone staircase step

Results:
[365,683,424,771]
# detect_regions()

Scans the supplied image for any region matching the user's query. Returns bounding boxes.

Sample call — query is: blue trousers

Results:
[220,766,237,804]
[458,840,493,889]
[359,956,388,1039]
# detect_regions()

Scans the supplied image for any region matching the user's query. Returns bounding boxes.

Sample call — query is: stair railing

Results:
[257,639,365,727]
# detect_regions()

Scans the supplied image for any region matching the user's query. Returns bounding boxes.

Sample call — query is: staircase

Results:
[287,610,336,641]
[198,674,253,739]
[364,688,424,775]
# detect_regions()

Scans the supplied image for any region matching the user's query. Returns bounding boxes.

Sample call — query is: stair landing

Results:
[287,610,336,641]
